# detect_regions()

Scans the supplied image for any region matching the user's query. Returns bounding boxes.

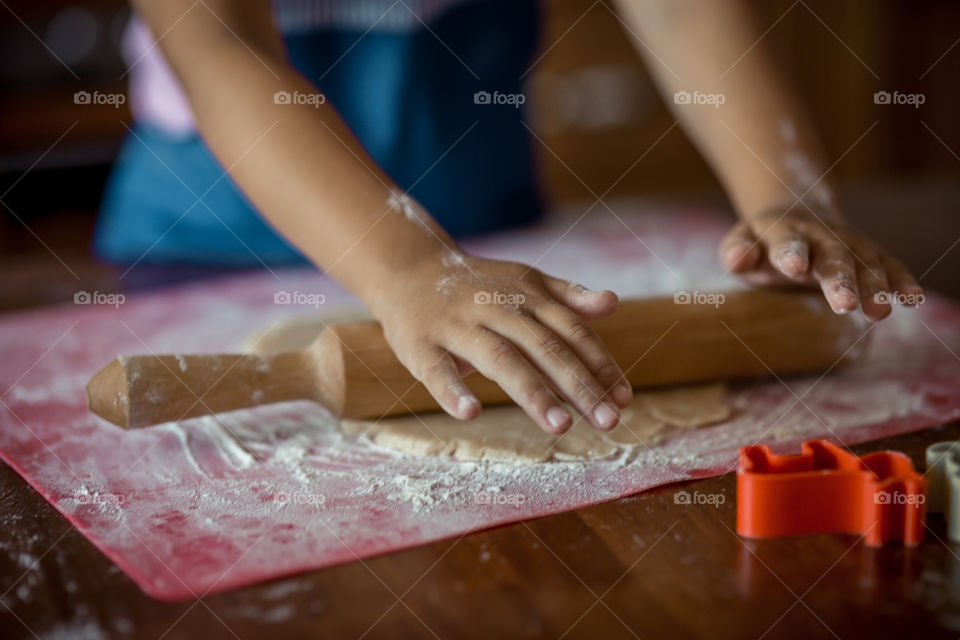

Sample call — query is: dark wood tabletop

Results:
[2,420,959,640]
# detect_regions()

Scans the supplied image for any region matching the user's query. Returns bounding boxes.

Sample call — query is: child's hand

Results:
[718,204,923,322]
[368,252,633,434]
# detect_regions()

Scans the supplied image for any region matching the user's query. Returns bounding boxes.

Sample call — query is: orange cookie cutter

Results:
[737,439,926,547]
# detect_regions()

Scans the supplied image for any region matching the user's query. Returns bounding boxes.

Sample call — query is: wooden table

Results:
[2,180,958,638]
[2,421,958,639]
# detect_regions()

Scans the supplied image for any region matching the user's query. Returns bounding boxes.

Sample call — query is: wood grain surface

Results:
[2,422,958,640]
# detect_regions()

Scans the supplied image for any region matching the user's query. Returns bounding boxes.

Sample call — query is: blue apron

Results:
[95,0,543,265]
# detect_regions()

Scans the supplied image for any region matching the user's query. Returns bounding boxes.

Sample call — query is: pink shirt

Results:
[121,0,473,136]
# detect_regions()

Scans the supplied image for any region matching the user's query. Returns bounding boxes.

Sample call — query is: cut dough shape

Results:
[242,315,731,463]
[637,383,729,428]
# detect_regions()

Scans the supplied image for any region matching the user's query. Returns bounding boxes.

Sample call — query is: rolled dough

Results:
[341,384,728,463]
[244,313,731,463]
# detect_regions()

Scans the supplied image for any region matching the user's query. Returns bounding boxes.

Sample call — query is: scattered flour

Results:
[254,355,271,374]
[0,202,955,603]
[204,417,257,470]
[5,372,89,404]
[435,273,459,295]
[162,423,206,477]
[442,251,467,268]
[387,189,431,231]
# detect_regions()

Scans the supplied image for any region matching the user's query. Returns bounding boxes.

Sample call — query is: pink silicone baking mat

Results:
[1,204,958,601]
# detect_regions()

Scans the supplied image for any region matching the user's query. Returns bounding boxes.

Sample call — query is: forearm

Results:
[132,0,454,307]
[190,45,455,301]
[614,0,839,220]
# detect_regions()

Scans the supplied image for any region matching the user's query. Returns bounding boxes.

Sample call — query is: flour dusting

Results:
[0,201,958,600]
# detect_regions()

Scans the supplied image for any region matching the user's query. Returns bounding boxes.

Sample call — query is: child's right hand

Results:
[366,250,634,434]
[128,1,628,434]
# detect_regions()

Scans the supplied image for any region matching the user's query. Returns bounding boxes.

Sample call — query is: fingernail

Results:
[613,383,633,407]
[547,406,571,430]
[778,241,807,258]
[726,242,752,257]
[593,403,619,430]
[830,290,858,314]
[835,284,858,304]
[457,394,479,417]
[724,243,754,270]
[776,245,808,276]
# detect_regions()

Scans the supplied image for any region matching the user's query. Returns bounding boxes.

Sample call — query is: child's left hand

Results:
[717,203,923,322]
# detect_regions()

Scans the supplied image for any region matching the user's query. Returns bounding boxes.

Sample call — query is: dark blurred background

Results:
[1,0,958,311]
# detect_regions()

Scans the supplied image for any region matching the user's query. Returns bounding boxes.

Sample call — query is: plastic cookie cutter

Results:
[924,442,960,542]
[737,439,926,547]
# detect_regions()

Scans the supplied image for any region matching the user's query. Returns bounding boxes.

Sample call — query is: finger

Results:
[453,328,573,434]
[759,221,810,279]
[811,243,859,314]
[882,255,924,306]
[541,275,618,320]
[856,259,891,322]
[495,314,620,430]
[453,355,476,378]
[533,302,632,408]
[719,221,762,273]
[409,347,480,420]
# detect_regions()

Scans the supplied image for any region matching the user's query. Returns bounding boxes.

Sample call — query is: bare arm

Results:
[614,0,922,320]
[129,0,633,431]
[131,0,450,301]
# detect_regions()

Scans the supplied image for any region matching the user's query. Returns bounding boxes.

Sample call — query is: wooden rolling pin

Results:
[87,289,867,429]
